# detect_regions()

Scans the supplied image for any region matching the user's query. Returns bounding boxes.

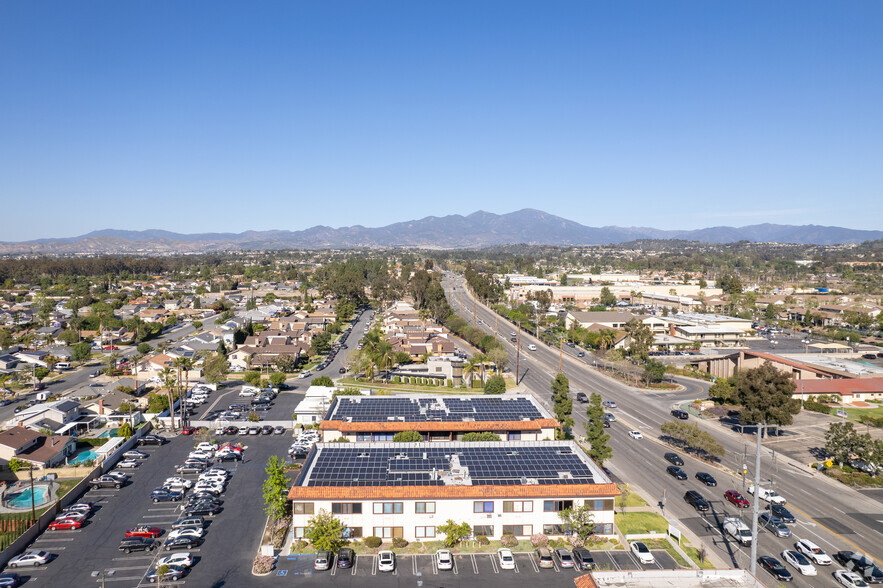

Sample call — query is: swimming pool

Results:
[69,448,98,465]
[98,429,119,438]
[6,486,50,508]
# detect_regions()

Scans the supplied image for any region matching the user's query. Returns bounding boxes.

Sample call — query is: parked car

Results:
[435,549,453,571]
[163,536,202,551]
[217,451,242,462]
[125,526,163,539]
[781,550,817,576]
[535,547,554,569]
[314,550,332,571]
[157,552,194,568]
[119,537,158,554]
[168,527,205,541]
[122,449,149,460]
[758,556,793,582]
[151,489,184,503]
[176,464,205,475]
[378,550,396,572]
[181,426,199,435]
[138,435,166,446]
[337,547,355,569]
[89,475,124,489]
[795,539,832,566]
[171,516,205,530]
[555,548,575,568]
[666,466,687,480]
[695,472,717,486]
[664,452,684,466]
[572,547,595,570]
[48,518,83,531]
[0,573,20,587]
[274,426,285,435]
[146,565,187,583]
[497,548,515,570]
[117,459,140,469]
[630,541,655,565]
[725,489,749,508]
[7,551,51,568]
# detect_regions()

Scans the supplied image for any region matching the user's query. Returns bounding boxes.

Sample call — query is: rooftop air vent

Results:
[357,452,370,458]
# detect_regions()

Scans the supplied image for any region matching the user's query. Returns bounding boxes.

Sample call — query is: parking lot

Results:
[2,404,300,587]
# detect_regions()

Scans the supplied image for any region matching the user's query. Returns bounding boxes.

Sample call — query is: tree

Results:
[137,342,152,355]
[274,355,296,373]
[203,353,228,384]
[642,360,666,385]
[0,329,13,350]
[550,374,574,438]
[483,375,506,395]
[718,274,744,296]
[585,393,612,465]
[437,520,471,548]
[624,319,653,360]
[599,287,616,307]
[117,422,134,439]
[825,421,860,466]
[311,375,334,387]
[34,367,50,382]
[310,332,333,356]
[708,377,735,403]
[243,371,261,387]
[392,431,423,442]
[262,455,291,519]
[269,372,287,389]
[733,363,800,426]
[7,457,28,473]
[461,432,502,441]
[304,510,348,553]
[332,388,362,397]
[58,329,79,345]
[559,504,596,540]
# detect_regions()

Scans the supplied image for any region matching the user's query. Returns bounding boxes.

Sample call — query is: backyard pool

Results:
[68,448,98,465]
[98,429,119,438]
[6,485,50,508]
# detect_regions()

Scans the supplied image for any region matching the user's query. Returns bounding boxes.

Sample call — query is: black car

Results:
[151,489,183,503]
[695,472,717,486]
[138,435,166,446]
[758,556,793,581]
[218,452,242,462]
[118,536,158,554]
[664,452,684,466]
[223,426,239,435]
[667,466,687,480]
[572,547,595,570]
[337,547,355,568]
[835,551,883,584]
[339,367,346,374]
[671,409,689,420]
[766,504,795,523]
[576,392,588,403]
[163,536,202,551]
[89,475,124,489]
[184,503,221,517]
[684,490,710,512]
[187,495,222,506]
[252,403,272,412]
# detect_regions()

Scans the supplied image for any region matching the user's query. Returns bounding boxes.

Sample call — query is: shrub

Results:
[500,534,517,547]
[365,536,382,548]
[253,555,275,574]
[476,534,490,545]
[392,537,409,549]
[803,400,831,414]
[295,539,309,551]
[566,534,585,548]
[447,379,454,388]
[530,533,549,548]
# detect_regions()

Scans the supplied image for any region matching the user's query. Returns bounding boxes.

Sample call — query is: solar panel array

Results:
[328,396,543,423]
[302,445,594,487]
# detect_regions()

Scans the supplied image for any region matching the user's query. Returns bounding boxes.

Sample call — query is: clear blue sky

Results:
[1,1,881,241]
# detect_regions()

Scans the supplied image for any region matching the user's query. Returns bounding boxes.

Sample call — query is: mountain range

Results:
[2,209,881,255]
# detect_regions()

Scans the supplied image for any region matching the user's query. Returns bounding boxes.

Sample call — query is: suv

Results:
[759,512,792,538]
[314,550,332,571]
[664,452,684,466]
[572,547,595,570]
[119,537,158,553]
[89,475,124,489]
[535,547,554,568]
[337,548,355,569]
[684,490,710,512]
[671,409,689,420]
[576,392,588,403]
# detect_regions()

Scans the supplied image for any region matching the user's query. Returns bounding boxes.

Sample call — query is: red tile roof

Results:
[793,377,883,397]
[288,482,619,501]
[574,573,599,588]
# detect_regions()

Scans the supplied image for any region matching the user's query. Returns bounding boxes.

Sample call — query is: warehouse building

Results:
[287,440,618,542]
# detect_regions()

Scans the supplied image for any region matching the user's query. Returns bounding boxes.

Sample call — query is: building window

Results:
[473,501,494,513]
[587,499,614,511]
[502,525,532,536]
[372,433,394,442]
[415,526,436,539]
[472,525,493,537]
[342,527,362,539]
[373,526,404,539]
[332,502,362,515]
[356,433,371,442]
[415,502,436,514]
[543,500,573,512]
[543,524,566,534]
[292,527,306,538]
[373,502,404,514]
[508,432,521,441]
[502,501,533,513]
[293,503,314,515]
[593,523,614,535]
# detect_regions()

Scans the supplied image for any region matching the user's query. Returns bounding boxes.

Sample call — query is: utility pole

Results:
[515,323,521,385]
[749,423,764,575]
[558,337,563,374]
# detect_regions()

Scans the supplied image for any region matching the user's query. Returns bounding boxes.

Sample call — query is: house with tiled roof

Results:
[0,426,77,469]
[287,440,617,543]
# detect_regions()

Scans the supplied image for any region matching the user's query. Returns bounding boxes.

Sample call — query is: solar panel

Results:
[328,396,544,423]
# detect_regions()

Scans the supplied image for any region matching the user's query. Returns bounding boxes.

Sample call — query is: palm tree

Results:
[160,367,177,433]
[474,353,489,383]
[376,341,396,375]
[462,356,480,388]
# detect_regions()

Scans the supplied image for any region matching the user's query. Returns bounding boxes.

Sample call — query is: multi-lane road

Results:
[442,272,883,581]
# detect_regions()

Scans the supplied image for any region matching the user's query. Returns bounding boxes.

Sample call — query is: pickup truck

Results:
[89,475,124,489]
[748,484,786,505]
[723,517,752,545]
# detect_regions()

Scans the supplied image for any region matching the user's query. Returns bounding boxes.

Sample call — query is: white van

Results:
[54,362,71,371]
[527,344,537,351]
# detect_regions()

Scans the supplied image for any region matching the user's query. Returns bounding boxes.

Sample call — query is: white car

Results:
[781,550,817,576]
[164,477,193,489]
[497,548,516,570]
[835,570,870,588]
[377,550,396,572]
[168,527,204,540]
[199,474,227,486]
[630,541,655,565]
[195,442,218,452]
[436,549,453,570]
[299,370,311,378]
[157,552,194,568]
[795,539,832,565]
[238,389,256,397]
[189,450,213,460]
[628,430,643,440]
[194,480,224,491]
[117,459,141,469]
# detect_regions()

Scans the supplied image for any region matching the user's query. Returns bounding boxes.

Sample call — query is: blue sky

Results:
[1,1,881,241]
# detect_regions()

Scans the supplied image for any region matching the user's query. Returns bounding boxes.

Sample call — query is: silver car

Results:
[8,550,51,568]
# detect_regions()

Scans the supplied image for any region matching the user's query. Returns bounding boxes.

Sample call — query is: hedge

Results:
[803,400,831,415]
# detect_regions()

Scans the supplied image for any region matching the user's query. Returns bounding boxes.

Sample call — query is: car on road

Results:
[89,475,125,489]
[125,525,162,539]
[782,550,817,576]
[7,551,51,568]
[766,504,795,523]
[836,570,871,588]
[671,409,689,419]
[724,490,749,508]
[337,547,355,569]
[339,367,346,374]
[119,537,158,554]
[576,392,588,402]
[630,541,655,565]
[795,539,832,566]
[146,565,187,583]
[602,400,617,408]
[314,550,332,571]
[664,452,684,466]
[758,512,791,538]
[555,548,575,568]
[436,549,454,570]
[497,548,516,570]
[695,472,717,486]
[835,551,883,584]
[116,458,140,469]
[577,351,585,357]
[378,550,396,572]
[535,547,554,568]
[684,490,710,512]
[748,484,786,505]
[758,555,793,582]
[122,449,149,460]
[628,430,643,440]
[48,518,83,531]
[604,412,616,422]
[666,466,687,480]
[300,370,311,378]
[572,547,595,570]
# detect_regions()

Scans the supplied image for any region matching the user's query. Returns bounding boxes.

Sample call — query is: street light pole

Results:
[749,423,764,575]
[516,323,521,385]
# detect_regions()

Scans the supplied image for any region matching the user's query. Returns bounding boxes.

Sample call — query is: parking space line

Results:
[452,555,458,574]
[372,554,377,575]
[413,555,418,575]
[609,555,620,570]
[489,553,499,573]
[469,554,478,574]
[528,555,540,572]
[35,537,75,542]
[351,555,359,575]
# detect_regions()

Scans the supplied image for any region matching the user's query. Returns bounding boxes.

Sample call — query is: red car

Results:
[181,426,198,435]
[103,345,119,350]
[125,526,162,538]
[725,490,750,508]
[49,518,83,531]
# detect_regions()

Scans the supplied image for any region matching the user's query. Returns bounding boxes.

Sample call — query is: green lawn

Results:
[614,512,668,535]
[842,405,883,422]
[617,485,648,507]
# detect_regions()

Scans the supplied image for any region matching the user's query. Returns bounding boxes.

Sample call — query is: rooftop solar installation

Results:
[297,442,605,487]
[326,395,545,423]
